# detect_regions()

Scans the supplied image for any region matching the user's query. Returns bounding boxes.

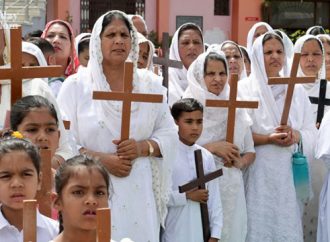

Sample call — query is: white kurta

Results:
[0,208,58,242]
[0,78,76,160]
[315,111,330,242]
[162,141,222,242]
[57,68,177,242]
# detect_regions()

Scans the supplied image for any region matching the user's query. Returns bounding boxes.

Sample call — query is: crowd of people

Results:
[1,8,330,242]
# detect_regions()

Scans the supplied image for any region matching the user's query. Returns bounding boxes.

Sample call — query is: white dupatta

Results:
[246,22,273,55]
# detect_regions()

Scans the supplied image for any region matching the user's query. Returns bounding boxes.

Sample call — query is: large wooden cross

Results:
[23,199,37,242]
[35,149,52,218]
[153,32,183,92]
[309,79,330,125]
[0,26,63,105]
[93,62,163,140]
[179,149,223,242]
[205,74,258,167]
[97,208,111,242]
[268,53,316,125]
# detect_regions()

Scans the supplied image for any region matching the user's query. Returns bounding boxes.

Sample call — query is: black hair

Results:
[171,98,204,120]
[308,26,326,36]
[240,46,251,64]
[203,51,228,77]
[274,29,283,39]
[24,29,43,40]
[0,137,41,174]
[101,11,132,36]
[78,36,90,55]
[262,33,284,48]
[55,155,110,232]
[10,95,58,131]
[303,37,324,54]
[178,23,203,42]
[26,37,55,54]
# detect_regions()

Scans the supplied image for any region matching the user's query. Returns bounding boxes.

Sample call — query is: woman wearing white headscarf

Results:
[183,51,255,242]
[294,35,327,123]
[0,41,75,163]
[240,32,316,242]
[136,32,155,71]
[315,110,330,242]
[246,22,273,55]
[56,10,178,242]
[318,34,330,79]
[168,23,204,106]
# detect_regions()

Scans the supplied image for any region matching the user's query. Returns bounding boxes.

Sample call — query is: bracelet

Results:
[146,140,154,157]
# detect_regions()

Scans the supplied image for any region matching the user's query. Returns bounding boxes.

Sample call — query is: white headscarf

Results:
[169,23,204,91]
[274,29,294,76]
[136,32,155,71]
[22,41,48,67]
[219,40,248,80]
[75,32,91,55]
[294,35,326,91]
[183,50,251,148]
[306,25,326,35]
[246,22,273,55]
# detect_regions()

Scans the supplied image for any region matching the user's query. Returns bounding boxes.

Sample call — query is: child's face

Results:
[175,110,203,146]
[17,107,60,158]
[78,48,89,67]
[0,151,41,211]
[22,52,39,67]
[137,42,149,69]
[54,166,108,231]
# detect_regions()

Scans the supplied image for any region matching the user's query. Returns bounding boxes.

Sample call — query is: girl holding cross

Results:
[57,10,178,242]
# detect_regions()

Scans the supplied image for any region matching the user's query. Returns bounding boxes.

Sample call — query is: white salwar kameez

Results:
[0,42,75,160]
[57,11,177,242]
[315,111,330,242]
[162,141,222,242]
[240,33,317,242]
[183,51,254,242]
[294,35,328,241]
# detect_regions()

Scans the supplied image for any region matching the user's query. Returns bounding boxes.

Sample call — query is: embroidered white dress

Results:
[57,11,177,242]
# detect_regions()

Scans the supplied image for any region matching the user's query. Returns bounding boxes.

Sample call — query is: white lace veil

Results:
[75,32,91,55]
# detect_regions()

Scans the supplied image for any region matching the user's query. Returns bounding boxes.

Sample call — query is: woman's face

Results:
[253,25,268,43]
[45,23,72,63]
[263,38,285,77]
[222,43,243,76]
[137,42,149,69]
[100,18,131,66]
[178,29,203,69]
[300,39,323,77]
[204,59,227,96]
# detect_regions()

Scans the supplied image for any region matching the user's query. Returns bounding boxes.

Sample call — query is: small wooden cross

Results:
[153,32,183,91]
[205,74,258,167]
[179,149,223,242]
[97,208,111,242]
[268,53,316,125]
[0,26,63,105]
[93,62,163,140]
[23,199,37,242]
[309,79,330,125]
[35,149,52,218]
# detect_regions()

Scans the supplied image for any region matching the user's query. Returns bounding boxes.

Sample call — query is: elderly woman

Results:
[57,10,178,241]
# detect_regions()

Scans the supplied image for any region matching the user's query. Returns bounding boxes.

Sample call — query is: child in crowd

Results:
[0,137,58,241]
[75,33,91,68]
[50,155,133,242]
[161,98,222,242]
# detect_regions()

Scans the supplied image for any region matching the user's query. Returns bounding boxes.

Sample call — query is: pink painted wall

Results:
[236,0,263,45]
[168,0,232,44]
[145,0,156,33]
[69,0,81,35]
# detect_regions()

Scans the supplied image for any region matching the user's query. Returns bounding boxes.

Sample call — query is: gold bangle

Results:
[146,140,154,156]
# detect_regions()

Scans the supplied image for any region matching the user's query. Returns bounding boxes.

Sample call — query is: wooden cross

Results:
[35,149,52,218]
[97,208,111,242]
[309,79,330,125]
[153,32,183,91]
[0,26,63,105]
[23,199,37,242]
[268,53,316,125]
[205,74,258,167]
[179,149,223,242]
[93,62,163,140]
